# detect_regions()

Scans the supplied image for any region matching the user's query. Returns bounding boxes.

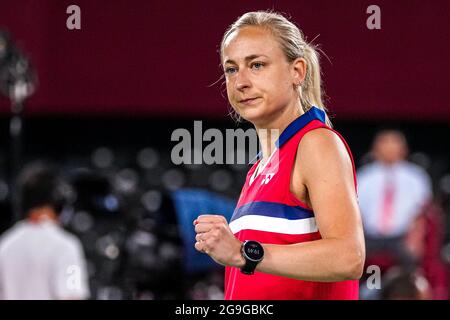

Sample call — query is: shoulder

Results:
[296,128,354,182]
[297,128,351,164]
[399,161,432,185]
[400,161,428,175]
[0,222,27,254]
[356,162,379,178]
[299,127,348,151]
[50,225,84,254]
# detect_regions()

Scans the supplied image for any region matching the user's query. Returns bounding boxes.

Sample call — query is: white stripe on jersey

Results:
[229,215,318,235]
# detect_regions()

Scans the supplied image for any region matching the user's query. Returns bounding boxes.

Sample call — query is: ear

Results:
[291,58,306,86]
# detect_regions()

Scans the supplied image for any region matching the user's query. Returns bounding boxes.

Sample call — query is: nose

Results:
[234,68,252,92]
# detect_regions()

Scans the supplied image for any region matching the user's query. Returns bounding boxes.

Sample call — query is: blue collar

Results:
[250,106,326,163]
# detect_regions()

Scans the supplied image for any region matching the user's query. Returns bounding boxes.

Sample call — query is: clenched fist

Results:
[193,214,244,268]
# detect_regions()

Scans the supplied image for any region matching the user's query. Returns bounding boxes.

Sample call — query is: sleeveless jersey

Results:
[224,106,359,300]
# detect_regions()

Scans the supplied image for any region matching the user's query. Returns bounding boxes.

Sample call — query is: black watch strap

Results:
[241,259,258,275]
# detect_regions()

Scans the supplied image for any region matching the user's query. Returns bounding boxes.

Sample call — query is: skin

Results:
[27,206,59,223]
[372,131,408,165]
[194,26,365,281]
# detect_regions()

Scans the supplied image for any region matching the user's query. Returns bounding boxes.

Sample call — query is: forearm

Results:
[252,238,365,282]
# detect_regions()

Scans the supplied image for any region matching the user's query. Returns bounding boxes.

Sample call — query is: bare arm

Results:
[194,128,365,282]
[256,129,365,281]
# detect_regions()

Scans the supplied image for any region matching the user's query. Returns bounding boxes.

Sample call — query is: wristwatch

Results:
[240,240,264,275]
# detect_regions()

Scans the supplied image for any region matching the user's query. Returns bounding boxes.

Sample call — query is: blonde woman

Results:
[194,11,365,300]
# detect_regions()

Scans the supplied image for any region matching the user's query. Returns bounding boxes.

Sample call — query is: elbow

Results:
[336,246,365,281]
[343,249,365,280]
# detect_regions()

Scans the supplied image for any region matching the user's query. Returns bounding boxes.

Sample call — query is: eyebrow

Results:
[224,54,269,65]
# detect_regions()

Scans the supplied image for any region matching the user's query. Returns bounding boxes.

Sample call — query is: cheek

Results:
[225,78,236,97]
[263,70,293,102]
[225,82,234,100]
[225,82,239,109]
[264,80,292,107]
[224,80,231,97]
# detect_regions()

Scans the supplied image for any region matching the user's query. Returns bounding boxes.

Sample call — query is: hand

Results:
[193,214,244,268]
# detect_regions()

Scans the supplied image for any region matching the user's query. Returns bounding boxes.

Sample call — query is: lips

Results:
[239,97,260,104]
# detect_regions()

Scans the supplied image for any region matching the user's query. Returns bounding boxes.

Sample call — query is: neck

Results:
[28,206,58,224]
[254,100,304,163]
[378,159,403,167]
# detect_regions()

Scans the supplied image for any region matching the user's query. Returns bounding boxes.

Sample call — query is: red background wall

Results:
[0,0,448,120]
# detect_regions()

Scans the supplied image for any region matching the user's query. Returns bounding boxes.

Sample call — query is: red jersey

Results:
[224,106,359,300]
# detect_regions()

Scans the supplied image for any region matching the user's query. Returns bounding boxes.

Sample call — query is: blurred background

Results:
[0,0,448,300]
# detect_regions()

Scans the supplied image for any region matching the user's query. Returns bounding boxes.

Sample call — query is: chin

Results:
[240,106,281,126]
[238,109,267,124]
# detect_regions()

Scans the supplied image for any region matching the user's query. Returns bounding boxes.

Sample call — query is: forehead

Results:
[375,132,406,145]
[222,26,283,62]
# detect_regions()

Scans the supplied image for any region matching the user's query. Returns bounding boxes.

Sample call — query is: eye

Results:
[251,62,265,70]
[224,66,237,75]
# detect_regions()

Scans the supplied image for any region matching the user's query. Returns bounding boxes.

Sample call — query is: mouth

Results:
[239,97,260,105]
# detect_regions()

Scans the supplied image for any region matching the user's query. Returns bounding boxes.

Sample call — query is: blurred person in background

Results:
[357,130,433,271]
[0,162,90,300]
[380,267,432,300]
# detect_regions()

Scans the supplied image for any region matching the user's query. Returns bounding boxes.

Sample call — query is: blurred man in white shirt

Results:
[357,130,432,269]
[0,162,90,300]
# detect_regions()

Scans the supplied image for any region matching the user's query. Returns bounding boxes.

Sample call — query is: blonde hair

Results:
[220,10,332,126]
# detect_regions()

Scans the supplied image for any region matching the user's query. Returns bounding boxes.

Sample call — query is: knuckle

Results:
[216,224,225,233]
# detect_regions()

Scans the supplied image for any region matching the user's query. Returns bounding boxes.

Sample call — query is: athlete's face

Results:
[222,27,300,124]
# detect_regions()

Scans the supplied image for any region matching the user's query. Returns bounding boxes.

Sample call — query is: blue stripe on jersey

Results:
[249,106,326,163]
[276,106,326,149]
[231,201,314,222]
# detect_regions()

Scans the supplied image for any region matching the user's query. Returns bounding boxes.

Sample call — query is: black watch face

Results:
[243,241,264,261]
